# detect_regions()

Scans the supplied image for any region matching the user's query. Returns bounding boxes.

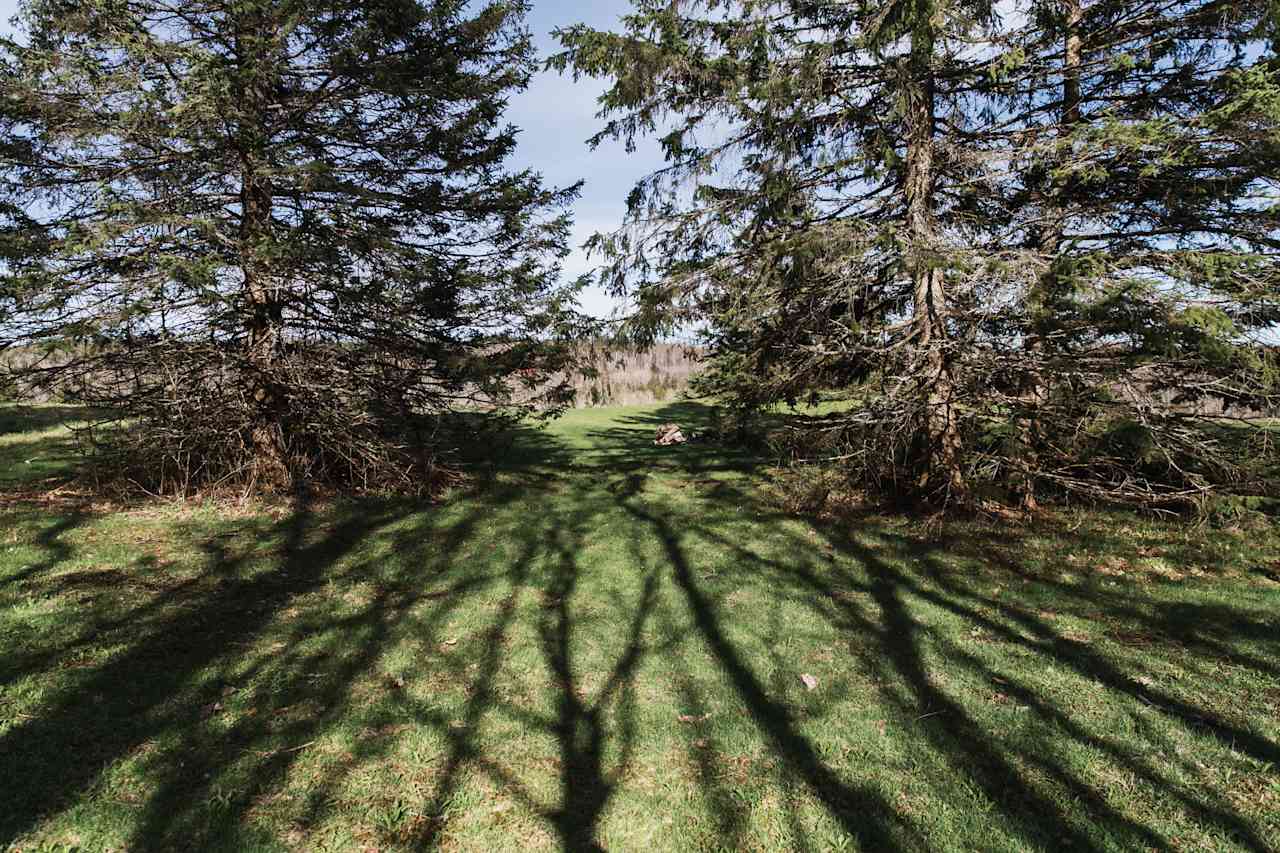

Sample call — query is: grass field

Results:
[1,403,1278,851]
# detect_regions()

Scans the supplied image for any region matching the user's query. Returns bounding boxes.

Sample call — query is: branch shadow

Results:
[1,402,1277,850]
[648,474,1278,850]
[614,482,920,851]
[0,490,400,846]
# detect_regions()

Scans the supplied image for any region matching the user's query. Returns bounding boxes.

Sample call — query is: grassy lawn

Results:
[1,403,1278,851]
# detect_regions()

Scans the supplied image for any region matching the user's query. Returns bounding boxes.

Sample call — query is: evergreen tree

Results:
[555,0,1279,510]
[0,0,585,492]
[997,0,1280,508]
[554,0,1012,505]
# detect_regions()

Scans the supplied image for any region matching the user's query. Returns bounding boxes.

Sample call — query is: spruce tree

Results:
[553,0,1008,505]
[555,0,1279,511]
[998,0,1280,508]
[0,0,584,492]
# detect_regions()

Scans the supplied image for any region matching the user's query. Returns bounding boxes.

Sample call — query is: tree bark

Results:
[904,23,965,504]
[236,13,290,488]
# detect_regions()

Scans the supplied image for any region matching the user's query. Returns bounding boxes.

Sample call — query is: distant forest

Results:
[570,344,702,408]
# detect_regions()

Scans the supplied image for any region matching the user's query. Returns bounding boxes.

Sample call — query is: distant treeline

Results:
[1,342,706,410]
[569,343,702,408]
[12,342,1275,418]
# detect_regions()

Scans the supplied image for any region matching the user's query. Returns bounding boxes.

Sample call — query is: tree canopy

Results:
[554,0,1280,510]
[0,0,1274,510]
[0,0,586,492]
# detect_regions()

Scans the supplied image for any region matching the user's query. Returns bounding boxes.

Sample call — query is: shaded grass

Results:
[1,402,1278,851]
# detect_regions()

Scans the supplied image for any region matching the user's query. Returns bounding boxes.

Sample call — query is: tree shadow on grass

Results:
[638,477,1279,850]
[393,478,664,851]
[1,405,1278,850]
[2,487,595,849]
[0,447,664,850]
[0,490,395,846]
[615,483,919,851]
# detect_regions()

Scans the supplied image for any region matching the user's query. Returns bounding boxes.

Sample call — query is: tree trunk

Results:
[236,14,290,489]
[904,25,965,504]
[1018,0,1082,511]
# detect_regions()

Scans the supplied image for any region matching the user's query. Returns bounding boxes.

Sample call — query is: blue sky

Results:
[511,0,657,317]
[0,0,656,318]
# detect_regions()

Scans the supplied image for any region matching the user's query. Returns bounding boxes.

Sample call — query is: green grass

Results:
[0,405,87,489]
[1,402,1278,851]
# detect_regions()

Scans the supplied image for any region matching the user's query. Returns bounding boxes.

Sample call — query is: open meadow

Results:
[1,404,1278,851]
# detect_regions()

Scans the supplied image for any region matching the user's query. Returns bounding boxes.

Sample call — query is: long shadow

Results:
[126,493,510,848]
[541,520,658,850]
[847,533,1275,849]
[860,557,1148,851]
[615,484,918,851]
[406,475,661,851]
[410,531,543,847]
[1,406,666,850]
[642,474,1279,850]
[891,546,1278,850]
[4,401,1278,849]
[984,533,1277,680]
[488,427,1279,849]
[0,491,414,846]
[907,562,1275,849]
[931,528,1280,755]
